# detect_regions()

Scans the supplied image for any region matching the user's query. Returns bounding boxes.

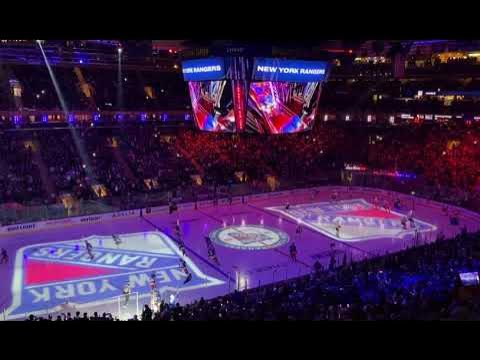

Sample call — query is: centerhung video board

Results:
[183,58,236,132]
[247,58,327,134]
[187,80,236,132]
[182,57,328,134]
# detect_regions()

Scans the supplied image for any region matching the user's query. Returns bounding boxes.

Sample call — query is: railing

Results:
[0,110,192,127]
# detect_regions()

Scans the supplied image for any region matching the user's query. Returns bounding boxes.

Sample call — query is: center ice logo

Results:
[210,225,289,250]
[5,232,224,319]
[267,199,437,242]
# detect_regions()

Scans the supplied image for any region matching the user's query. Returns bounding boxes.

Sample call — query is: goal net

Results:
[116,291,140,321]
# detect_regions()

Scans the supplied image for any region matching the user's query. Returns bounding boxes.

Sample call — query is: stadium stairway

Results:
[110,145,136,182]
[30,140,57,197]
[73,67,97,111]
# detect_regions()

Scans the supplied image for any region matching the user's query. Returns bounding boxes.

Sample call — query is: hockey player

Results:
[208,246,220,265]
[289,242,298,262]
[112,234,122,246]
[0,248,8,264]
[295,223,303,241]
[179,259,193,284]
[183,272,193,285]
[332,191,339,202]
[123,282,131,307]
[149,273,157,291]
[335,223,342,238]
[179,259,188,273]
[373,196,379,209]
[408,210,415,227]
[169,200,177,215]
[85,240,94,260]
[178,240,186,257]
[204,235,212,248]
[383,200,391,214]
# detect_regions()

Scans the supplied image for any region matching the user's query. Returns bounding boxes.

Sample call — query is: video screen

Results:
[459,272,480,286]
[246,81,321,134]
[188,81,236,132]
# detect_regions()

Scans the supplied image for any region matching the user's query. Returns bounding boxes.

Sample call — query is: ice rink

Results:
[1,186,479,320]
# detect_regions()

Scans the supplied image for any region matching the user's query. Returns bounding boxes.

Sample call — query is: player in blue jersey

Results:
[383,199,391,214]
[335,223,342,238]
[289,242,298,262]
[179,259,193,284]
[85,240,94,260]
[0,248,8,264]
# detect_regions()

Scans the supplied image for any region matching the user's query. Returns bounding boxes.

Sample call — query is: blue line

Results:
[140,216,234,282]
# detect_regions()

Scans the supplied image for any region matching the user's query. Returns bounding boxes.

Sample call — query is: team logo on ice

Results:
[267,199,436,242]
[210,225,289,250]
[5,232,223,319]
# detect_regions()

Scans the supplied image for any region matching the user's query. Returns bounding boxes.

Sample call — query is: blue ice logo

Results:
[267,199,437,242]
[5,232,224,319]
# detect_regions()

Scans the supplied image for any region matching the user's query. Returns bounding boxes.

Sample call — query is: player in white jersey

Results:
[149,273,157,291]
[149,273,159,311]
[179,259,189,276]
[112,234,122,246]
[123,282,131,307]
[295,223,303,241]
[383,200,391,214]
[208,246,220,265]
[408,210,415,227]
[179,259,193,284]
[335,223,341,238]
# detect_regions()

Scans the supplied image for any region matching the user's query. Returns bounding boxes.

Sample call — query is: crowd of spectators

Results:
[24,230,480,321]
[0,120,479,220]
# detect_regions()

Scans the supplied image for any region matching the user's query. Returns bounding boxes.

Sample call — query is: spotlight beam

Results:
[117,48,123,111]
[37,41,95,183]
